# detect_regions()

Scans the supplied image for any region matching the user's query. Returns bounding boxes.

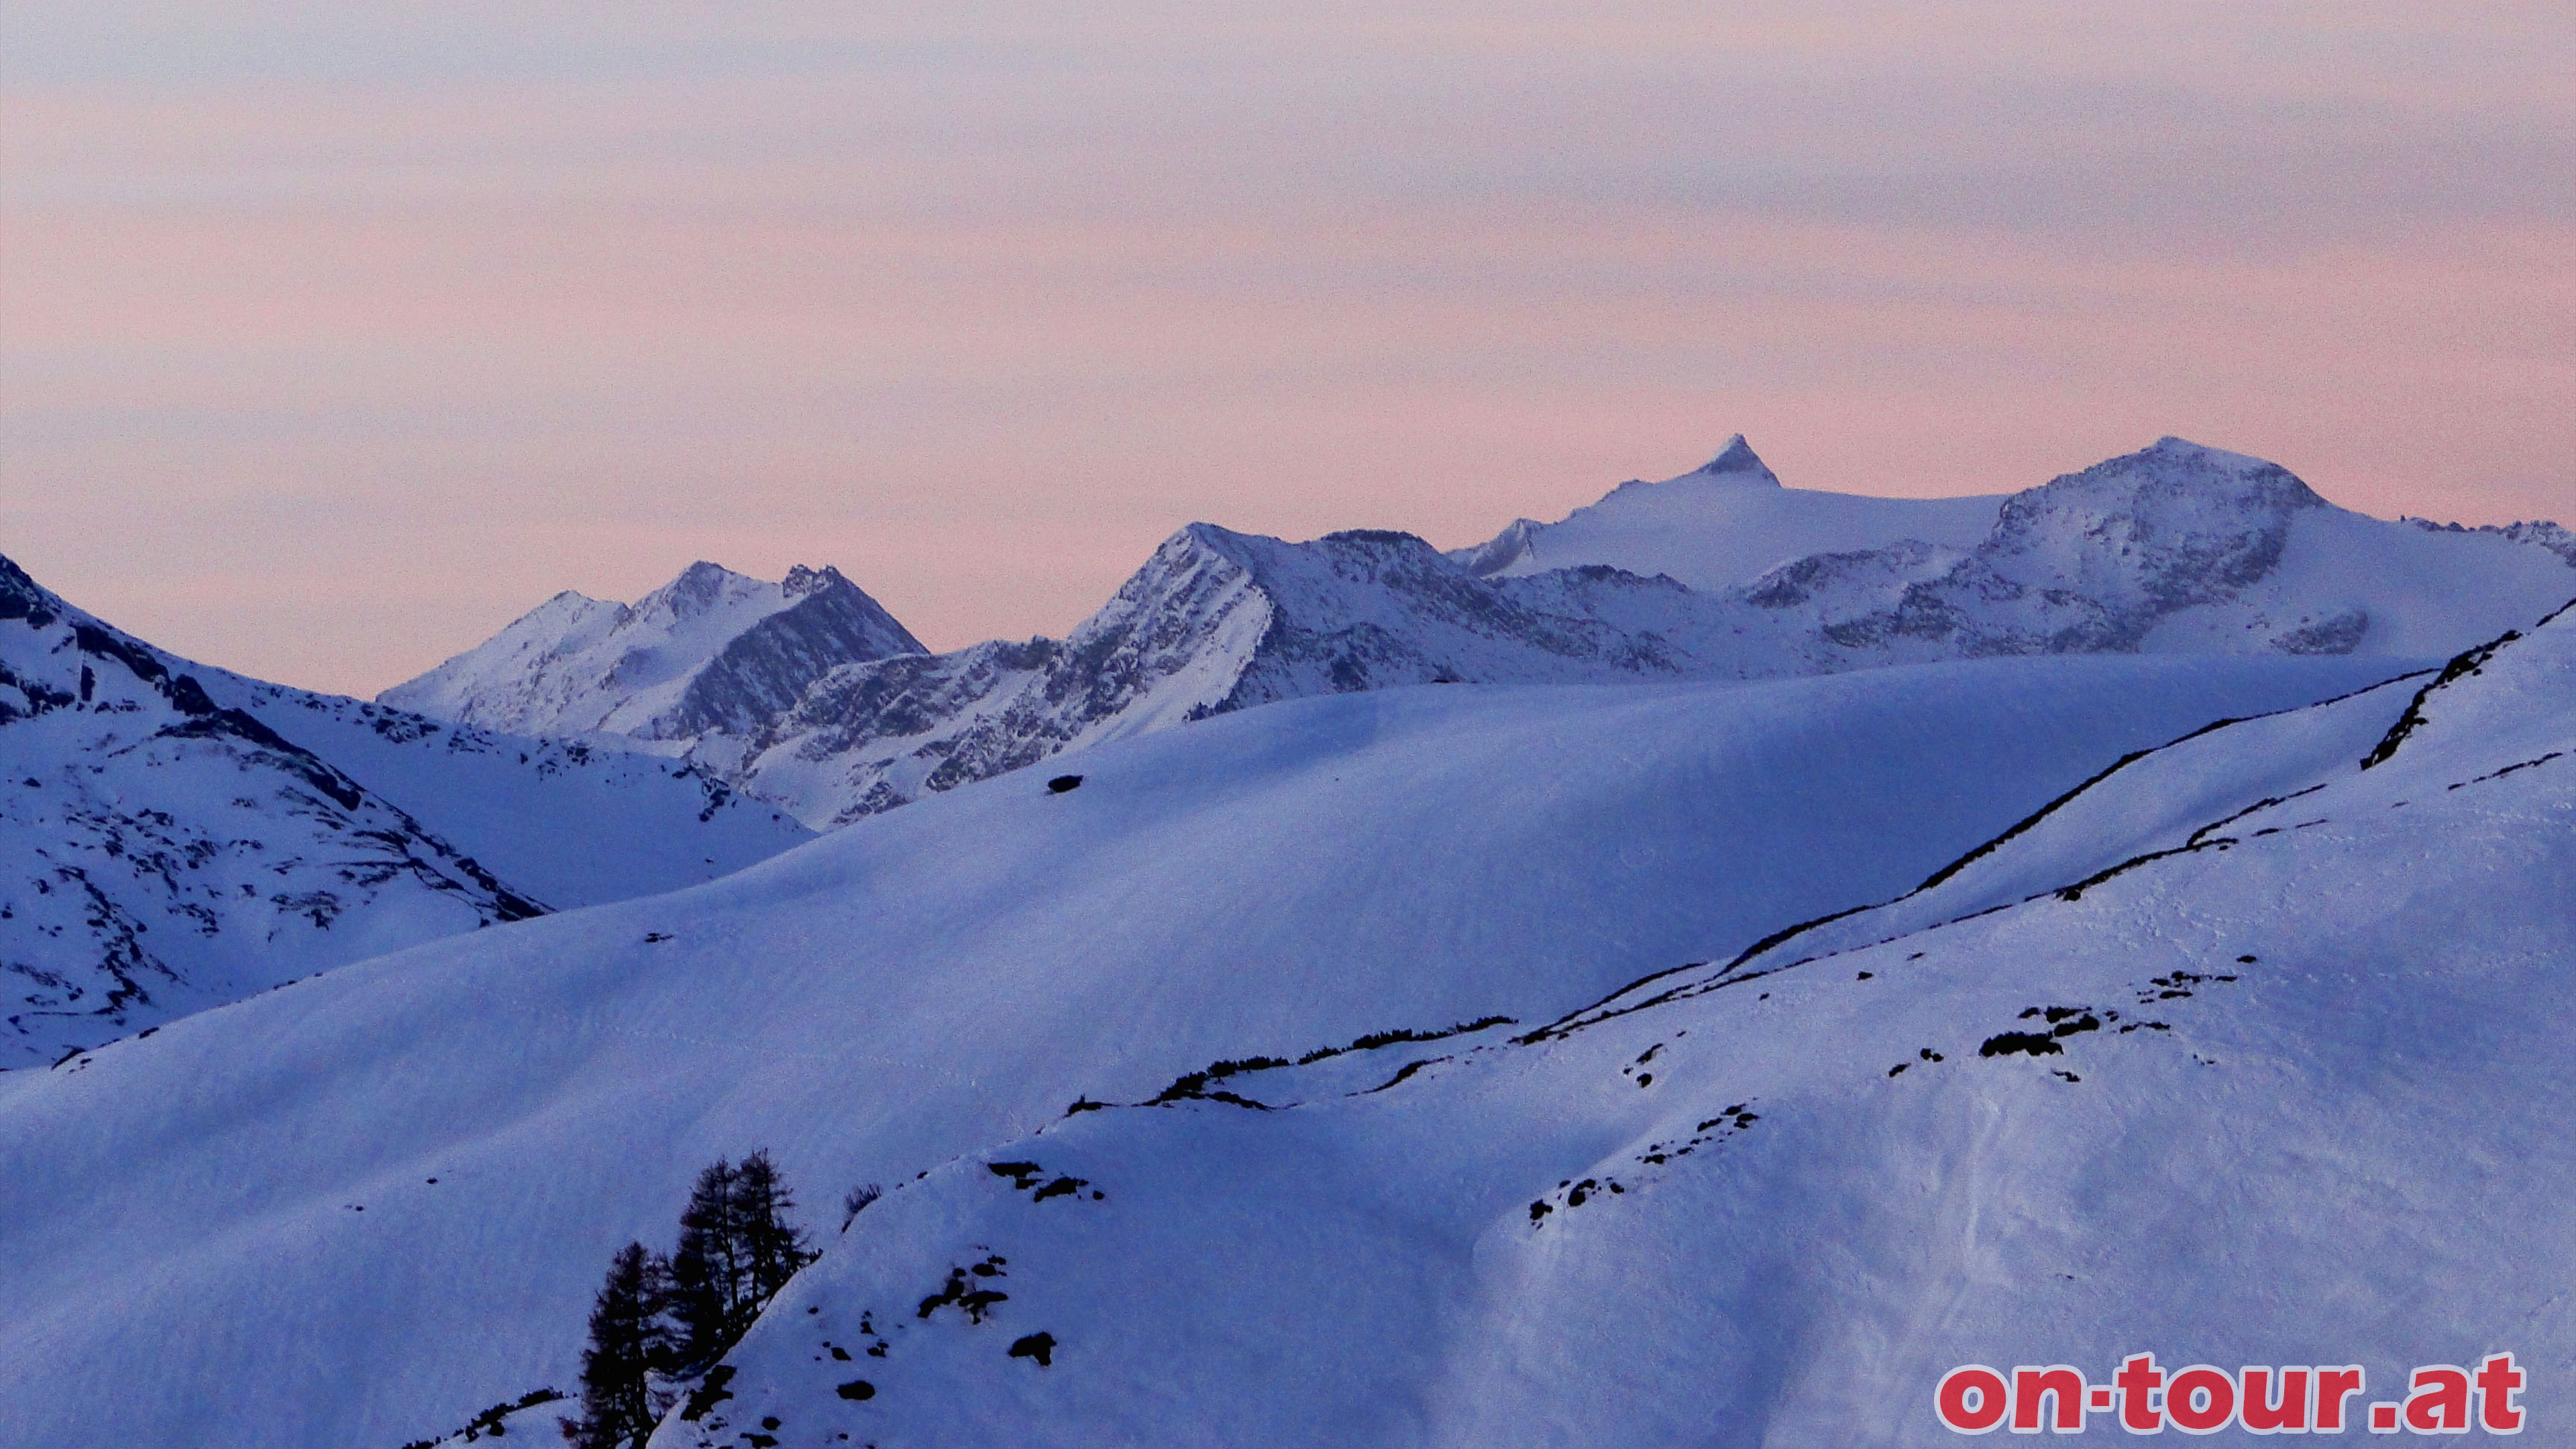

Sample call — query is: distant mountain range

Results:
[384,437,2576,825]
[15,435,2563,1061]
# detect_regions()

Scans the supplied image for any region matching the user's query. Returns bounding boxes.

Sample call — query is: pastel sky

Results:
[4,2,2572,695]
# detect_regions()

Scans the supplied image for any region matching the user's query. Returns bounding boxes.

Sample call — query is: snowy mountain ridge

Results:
[733,439,2574,823]
[706,522,1801,824]
[380,561,924,741]
[1447,431,2005,587]
[0,553,810,1066]
[2404,513,2576,566]
[1762,436,2344,655]
[11,424,2576,1446]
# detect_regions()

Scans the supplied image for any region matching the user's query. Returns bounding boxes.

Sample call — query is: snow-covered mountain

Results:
[1448,433,2006,590]
[380,441,2570,830]
[0,554,809,1066]
[699,523,1803,825]
[658,598,2576,1449]
[690,439,2573,824]
[380,561,924,740]
[0,652,2412,1449]
[1750,437,2576,660]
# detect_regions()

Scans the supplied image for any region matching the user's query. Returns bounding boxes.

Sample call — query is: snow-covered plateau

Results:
[1,432,2571,1448]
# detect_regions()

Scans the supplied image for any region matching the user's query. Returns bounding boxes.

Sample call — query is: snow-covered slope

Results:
[1450,434,2006,590]
[0,653,2410,1449]
[0,555,809,1065]
[380,561,924,739]
[658,599,2576,1449]
[197,678,808,912]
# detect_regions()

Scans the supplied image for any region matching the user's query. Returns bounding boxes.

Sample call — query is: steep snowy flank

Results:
[662,600,2576,1449]
[0,653,2410,1449]
[1448,434,2004,590]
[380,561,924,740]
[198,678,810,911]
[0,554,810,1065]
[0,557,540,1067]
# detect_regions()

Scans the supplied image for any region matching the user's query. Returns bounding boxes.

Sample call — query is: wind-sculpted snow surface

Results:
[0,555,810,1064]
[0,653,2409,1448]
[660,601,2576,1449]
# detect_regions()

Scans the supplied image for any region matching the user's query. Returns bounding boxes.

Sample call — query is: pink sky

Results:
[3,2,2572,695]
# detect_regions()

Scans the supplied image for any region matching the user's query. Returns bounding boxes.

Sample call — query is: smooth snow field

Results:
[667,606,2576,1448]
[0,655,2422,1446]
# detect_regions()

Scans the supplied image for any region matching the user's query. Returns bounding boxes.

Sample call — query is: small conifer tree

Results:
[733,1150,818,1323]
[560,1242,669,1449]
[665,1158,745,1369]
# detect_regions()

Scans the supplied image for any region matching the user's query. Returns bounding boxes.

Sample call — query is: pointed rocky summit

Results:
[1693,435,1780,485]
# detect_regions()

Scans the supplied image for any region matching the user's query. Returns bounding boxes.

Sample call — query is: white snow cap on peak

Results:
[1693,435,1780,485]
